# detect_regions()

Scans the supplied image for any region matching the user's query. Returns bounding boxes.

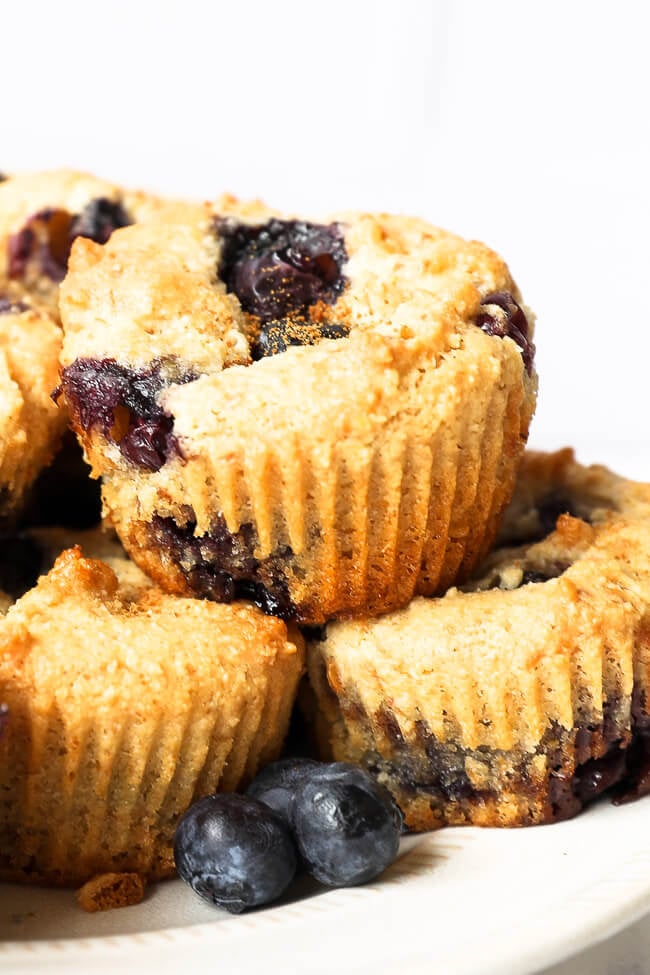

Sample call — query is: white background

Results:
[2,2,650,970]
[3,0,650,475]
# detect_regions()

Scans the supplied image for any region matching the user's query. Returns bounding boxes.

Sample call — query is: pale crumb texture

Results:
[76,872,145,912]
[0,300,67,517]
[304,450,650,830]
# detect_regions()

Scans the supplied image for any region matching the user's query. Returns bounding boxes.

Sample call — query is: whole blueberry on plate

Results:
[291,762,403,887]
[174,793,297,913]
[246,757,319,823]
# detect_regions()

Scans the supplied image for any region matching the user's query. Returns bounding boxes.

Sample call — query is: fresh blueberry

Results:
[217,217,347,323]
[291,762,403,887]
[246,757,319,823]
[174,794,297,913]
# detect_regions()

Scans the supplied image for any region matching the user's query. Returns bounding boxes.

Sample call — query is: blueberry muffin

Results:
[0,170,201,516]
[58,197,538,624]
[303,450,650,829]
[0,169,202,317]
[0,294,67,521]
[0,527,304,886]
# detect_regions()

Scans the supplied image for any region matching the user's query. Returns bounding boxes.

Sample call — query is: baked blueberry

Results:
[476,291,534,374]
[246,757,319,822]
[0,296,29,315]
[60,358,197,472]
[218,218,347,323]
[290,762,403,887]
[174,794,297,913]
[8,198,131,284]
[251,320,349,360]
[59,202,538,625]
[147,513,295,619]
[536,494,580,537]
[8,208,73,282]
[69,197,130,247]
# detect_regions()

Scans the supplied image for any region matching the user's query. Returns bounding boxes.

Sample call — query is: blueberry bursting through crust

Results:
[58,358,197,473]
[148,514,296,620]
[57,222,353,619]
[216,217,350,359]
[8,197,131,283]
[476,291,535,374]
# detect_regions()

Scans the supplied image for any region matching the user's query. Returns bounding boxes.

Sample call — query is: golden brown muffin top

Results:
[0,542,302,714]
[60,194,532,372]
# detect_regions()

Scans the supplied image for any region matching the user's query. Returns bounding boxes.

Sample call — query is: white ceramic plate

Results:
[3,440,649,975]
[2,795,650,975]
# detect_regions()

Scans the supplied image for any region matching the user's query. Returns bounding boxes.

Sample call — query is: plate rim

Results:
[3,798,650,975]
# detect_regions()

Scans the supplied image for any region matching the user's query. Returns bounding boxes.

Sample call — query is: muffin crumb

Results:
[76,872,145,912]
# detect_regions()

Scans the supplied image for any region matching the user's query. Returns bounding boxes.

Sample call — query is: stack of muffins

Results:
[0,169,648,894]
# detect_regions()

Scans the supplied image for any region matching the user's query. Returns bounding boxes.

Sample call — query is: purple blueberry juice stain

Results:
[0,296,29,314]
[8,208,72,282]
[59,358,197,472]
[217,218,348,324]
[149,513,295,619]
[476,291,535,373]
[69,198,130,247]
[8,198,131,283]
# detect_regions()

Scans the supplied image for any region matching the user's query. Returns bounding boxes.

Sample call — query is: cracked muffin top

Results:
[0,169,203,316]
[57,196,538,623]
[60,194,535,376]
[59,195,537,483]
